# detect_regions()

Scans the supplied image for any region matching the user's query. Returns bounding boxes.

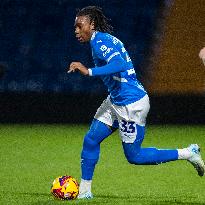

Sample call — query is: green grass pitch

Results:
[0,124,205,205]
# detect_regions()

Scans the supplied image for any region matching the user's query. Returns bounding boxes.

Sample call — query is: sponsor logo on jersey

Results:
[100,45,107,51]
[103,47,113,57]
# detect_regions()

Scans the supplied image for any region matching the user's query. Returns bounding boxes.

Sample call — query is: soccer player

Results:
[68,6,205,199]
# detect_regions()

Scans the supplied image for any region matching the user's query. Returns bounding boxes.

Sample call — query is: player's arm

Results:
[89,39,128,76]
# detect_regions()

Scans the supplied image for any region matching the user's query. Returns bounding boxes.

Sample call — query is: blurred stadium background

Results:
[0,0,204,124]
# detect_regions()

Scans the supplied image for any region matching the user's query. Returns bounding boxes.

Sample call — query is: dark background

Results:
[0,0,204,124]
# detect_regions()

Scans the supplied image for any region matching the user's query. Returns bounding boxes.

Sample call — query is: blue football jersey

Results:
[90,31,147,106]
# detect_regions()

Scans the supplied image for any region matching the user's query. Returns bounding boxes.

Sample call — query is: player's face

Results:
[74,16,95,43]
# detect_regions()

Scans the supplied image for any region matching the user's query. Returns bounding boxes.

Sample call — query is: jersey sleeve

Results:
[90,38,128,76]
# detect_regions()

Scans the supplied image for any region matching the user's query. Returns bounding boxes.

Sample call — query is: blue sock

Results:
[123,143,178,165]
[81,119,112,180]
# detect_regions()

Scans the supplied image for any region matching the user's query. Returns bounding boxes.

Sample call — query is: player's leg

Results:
[116,95,204,176]
[78,119,112,199]
[123,136,205,176]
[122,126,178,165]
[78,97,118,199]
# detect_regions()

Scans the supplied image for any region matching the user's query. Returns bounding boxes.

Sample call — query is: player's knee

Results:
[123,145,141,164]
[125,151,147,165]
[125,147,159,165]
[129,156,146,165]
[123,138,143,165]
[124,152,142,165]
[83,131,99,149]
[126,155,137,164]
[81,131,100,160]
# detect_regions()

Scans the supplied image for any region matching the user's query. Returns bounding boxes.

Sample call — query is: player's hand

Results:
[68,62,89,75]
[199,47,205,66]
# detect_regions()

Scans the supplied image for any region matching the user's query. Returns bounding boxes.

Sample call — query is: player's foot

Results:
[77,191,93,199]
[187,144,205,177]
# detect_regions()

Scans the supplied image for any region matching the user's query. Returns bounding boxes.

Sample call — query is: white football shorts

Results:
[94,94,150,143]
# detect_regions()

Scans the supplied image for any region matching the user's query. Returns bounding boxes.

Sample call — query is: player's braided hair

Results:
[76,6,113,33]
